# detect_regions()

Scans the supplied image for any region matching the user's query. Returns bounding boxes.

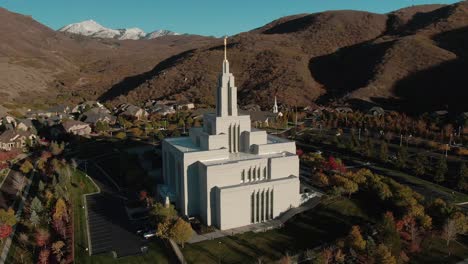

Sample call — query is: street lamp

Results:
[218,241,222,264]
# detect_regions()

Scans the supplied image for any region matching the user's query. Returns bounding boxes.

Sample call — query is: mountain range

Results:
[59,20,179,40]
[1,1,467,114]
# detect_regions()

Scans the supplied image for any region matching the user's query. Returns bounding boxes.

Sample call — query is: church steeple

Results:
[217,36,237,117]
[273,96,278,114]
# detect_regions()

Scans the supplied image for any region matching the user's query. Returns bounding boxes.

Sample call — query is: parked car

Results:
[143,229,157,239]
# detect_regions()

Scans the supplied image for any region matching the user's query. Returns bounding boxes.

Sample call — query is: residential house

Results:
[335,107,353,114]
[72,101,104,114]
[367,107,385,117]
[16,119,37,134]
[117,104,148,120]
[62,120,92,136]
[0,130,37,151]
[81,107,116,125]
[148,104,176,116]
[190,108,215,120]
[176,102,195,111]
[240,110,278,128]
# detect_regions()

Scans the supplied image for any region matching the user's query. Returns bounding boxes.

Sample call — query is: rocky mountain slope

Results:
[59,20,179,40]
[1,2,468,113]
[98,2,468,113]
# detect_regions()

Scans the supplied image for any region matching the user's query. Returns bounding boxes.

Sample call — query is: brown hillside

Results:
[1,2,468,113]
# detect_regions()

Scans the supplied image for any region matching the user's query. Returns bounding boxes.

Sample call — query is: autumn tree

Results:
[442,212,468,255]
[311,172,329,187]
[170,218,193,248]
[0,224,12,243]
[53,198,68,222]
[35,229,50,248]
[52,240,65,262]
[38,249,50,264]
[346,225,366,252]
[374,244,396,264]
[379,212,401,257]
[151,203,177,222]
[0,208,17,226]
[20,160,34,174]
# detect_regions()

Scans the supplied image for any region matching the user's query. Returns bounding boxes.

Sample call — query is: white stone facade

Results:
[162,38,300,230]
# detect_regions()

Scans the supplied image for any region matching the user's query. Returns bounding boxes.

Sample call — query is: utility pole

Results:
[295,104,298,129]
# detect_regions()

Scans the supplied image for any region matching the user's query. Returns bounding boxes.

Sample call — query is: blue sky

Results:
[0,0,461,36]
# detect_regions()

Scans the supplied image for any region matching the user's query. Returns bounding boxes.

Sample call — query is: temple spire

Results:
[273,96,278,114]
[224,35,227,61]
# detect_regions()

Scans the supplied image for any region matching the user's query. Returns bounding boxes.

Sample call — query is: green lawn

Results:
[71,169,172,264]
[182,197,371,263]
[412,235,468,264]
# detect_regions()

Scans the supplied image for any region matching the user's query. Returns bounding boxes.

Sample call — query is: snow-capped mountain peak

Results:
[59,20,179,40]
[146,29,180,39]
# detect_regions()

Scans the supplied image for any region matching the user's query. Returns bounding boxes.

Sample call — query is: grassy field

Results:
[412,235,468,264]
[71,169,172,264]
[182,197,372,263]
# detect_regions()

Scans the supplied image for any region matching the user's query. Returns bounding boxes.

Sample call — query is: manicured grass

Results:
[77,241,172,264]
[71,169,98,264]
[411,235,468,264]
[182,197,371,263]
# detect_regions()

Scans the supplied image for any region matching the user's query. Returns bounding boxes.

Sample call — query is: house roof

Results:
[82,109,116,124]
[46,105,70,113]
[119,104,147,116]
[239,110,277,122]
[17,119,33,127]
[0,129,34,142]
[62,120,90,131]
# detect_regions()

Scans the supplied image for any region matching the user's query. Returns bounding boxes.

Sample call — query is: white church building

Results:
[161,38,300,230]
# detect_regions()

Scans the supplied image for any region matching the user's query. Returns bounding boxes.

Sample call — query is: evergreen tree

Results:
[434,158,448,183]
[38,181,45,192]
[365,138,374,158]
[379,212,401,256]
[413,153,428,176]
[456,162,468,191]
[31,197,44,214]
[396,147,408,169]
[30,210,40,227]
[379,141,389,162]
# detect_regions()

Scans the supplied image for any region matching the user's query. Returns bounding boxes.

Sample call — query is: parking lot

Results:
[82,162,146,257]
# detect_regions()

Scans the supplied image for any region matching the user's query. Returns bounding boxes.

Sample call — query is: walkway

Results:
[188,197,321,244]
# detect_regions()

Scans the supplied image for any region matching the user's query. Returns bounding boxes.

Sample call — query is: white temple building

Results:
[161,37,300,230]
